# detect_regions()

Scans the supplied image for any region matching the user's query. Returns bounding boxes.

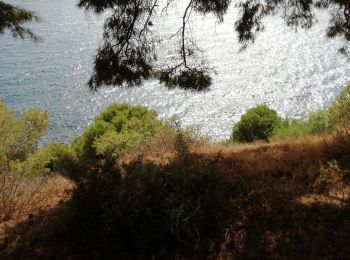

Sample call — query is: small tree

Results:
[328,84,350,127]
[232,104,281,142]
[0,100,50,220]
[73,104,162,163]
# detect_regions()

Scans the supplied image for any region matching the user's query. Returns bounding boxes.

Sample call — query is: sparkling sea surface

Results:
[0,0,349,143]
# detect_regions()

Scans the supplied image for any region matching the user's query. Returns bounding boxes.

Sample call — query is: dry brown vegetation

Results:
[1,127,350,259]
[0,175,74,256]
[0,174,74,222]
[117,127,350,258]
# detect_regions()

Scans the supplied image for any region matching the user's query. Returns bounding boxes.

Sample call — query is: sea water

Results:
[0,0,349,143]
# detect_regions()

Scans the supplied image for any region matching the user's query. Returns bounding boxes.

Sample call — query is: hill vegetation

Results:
[1,84,350,259]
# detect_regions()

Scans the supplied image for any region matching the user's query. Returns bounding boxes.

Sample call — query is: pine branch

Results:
[0,1,41,41]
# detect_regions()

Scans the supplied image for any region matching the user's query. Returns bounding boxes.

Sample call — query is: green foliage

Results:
[272,110,329,140]
[73,120,114,162]
[307,110,330,132]
[0,148,52,180]
[47,143,78,178]
[0,101,50,220]
[158,68,212,91]
[328,84,350,127]
[0,100,48,161]
[0,1,40,41]
[0,100,50,177]
[93,131,143,159]
[232,105,282,142]
[66,111,239,258]
[230,84,350,143]
[313,160,344,192]
[270,84,350,141]
[0,147,52,221]
[72,104,161,163]
[45,104,162,179]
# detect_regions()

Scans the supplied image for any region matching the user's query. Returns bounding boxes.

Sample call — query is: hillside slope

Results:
[1,130,350,259]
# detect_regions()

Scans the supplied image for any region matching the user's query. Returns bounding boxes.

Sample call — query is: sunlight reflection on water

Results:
[0,0,349,143]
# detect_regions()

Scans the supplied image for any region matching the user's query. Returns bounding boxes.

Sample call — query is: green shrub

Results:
[0,101,51,220]
[270,83,350,141]
[0,100,48,160]
[68,115,239,258]
[307,109,330,133]
[232,105,282,142]
[47,143,79,178]
[328,84,350,127]
[272,110,329,140]
[72,104,162,163]
[268,86,350,140]
[313,160,344,192]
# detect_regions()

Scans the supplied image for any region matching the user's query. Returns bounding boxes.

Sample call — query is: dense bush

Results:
[65,106,238,258]
[72,104,162,164]
[0,101,51,220]
[231,84,350,143]
[67,112,241,258]
[47,143,79,178]
[0,100,48,160]
[232,105,282,142]
[272,110,329,140]
[45,104,164,178]
[69,157,240,259]
[271,84,350,140]
[313,160,344,193]
[46,104,166,179]
[328,84,350,127]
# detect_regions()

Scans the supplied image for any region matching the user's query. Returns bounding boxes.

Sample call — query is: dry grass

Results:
[118,125,208,165]
[116,127,350,214]
[116,127,350,259]
[2,127,350,259]
[0,174,74,241]
[120,127,350,193]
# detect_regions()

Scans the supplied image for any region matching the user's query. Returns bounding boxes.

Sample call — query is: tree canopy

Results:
[0,1,40,41]
[78,0,350,91]
[1,1,348,91]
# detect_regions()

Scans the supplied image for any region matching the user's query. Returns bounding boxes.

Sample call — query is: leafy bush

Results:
[328,84,350,127]
[68,115,241,258]
[232,105,282,142]
[271,83,350,141]
[0,100,48,160]
[0,100,51,220]
[272,110,329,140]
[0,149,53,221]
[313,160,344,194]
[46,104,164,179]
[307,109,330,132]
[72,104,162,163]
[47,143,79,178]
